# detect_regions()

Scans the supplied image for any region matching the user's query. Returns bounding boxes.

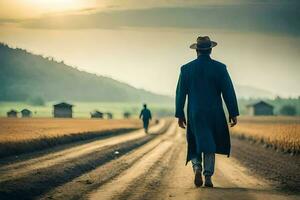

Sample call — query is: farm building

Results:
[123,112,131,119]
[246,101,274,116]
[106,112,113,119]
[7,110,18,118]
[21,109,32,118]
[91,111,104,118]
[53,102,73,118]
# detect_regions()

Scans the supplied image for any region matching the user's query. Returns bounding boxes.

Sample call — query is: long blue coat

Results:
[175,55,239,164]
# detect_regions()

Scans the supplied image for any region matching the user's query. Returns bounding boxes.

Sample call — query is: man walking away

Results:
[175,36,239,188]
[139,104,152,133]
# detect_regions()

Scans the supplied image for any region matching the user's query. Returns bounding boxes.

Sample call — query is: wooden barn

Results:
[90,111,104,119]
[123,112,131,119]
[53,102,73,118]
[106,112,113,119]
[21,109,32,118]
[7,109,18,118]
[246,101,274,116]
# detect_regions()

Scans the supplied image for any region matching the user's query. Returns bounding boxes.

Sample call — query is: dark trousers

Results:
[143,120,149,133]
[191,153,215,177]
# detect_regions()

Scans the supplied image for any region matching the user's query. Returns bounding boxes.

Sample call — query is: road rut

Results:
[1,120,299,200]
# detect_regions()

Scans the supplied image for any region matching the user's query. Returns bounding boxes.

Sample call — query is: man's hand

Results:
[229,116,237,127]
[178,117,187,129]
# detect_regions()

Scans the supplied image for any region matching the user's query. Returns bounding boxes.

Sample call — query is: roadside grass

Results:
[231,116,300,155]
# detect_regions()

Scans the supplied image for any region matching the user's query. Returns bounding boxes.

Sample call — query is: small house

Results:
[53,102,73,118]
[123,112,131,119]
[91,110,104,118]
[246,101,274,116]
[106,112,113,119]
[21,109,32,118]
[7,109,18,118]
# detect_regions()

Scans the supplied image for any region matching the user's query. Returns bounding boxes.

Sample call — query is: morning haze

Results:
[0,0,299,97]
[0,1,300,199]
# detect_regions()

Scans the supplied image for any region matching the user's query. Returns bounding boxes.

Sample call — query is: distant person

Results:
[139,104,152,133]
[175,36,239,188]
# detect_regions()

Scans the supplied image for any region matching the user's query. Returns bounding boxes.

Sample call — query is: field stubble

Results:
[231,116,300,154]
[0,118,143,158]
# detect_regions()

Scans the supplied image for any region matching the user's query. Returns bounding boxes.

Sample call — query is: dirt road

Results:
[0,120,299,200]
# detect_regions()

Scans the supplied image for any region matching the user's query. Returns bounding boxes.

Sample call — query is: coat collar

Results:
[197,54,211,60]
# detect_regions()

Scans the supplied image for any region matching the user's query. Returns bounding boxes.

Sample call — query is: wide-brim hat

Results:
[190,36,217,50]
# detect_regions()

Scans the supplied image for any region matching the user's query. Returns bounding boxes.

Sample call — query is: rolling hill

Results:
[0,43,172,103]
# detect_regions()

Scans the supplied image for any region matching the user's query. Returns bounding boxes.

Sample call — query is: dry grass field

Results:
[0,118,141,142]
[0,118,143,158]
[231,116,300,154]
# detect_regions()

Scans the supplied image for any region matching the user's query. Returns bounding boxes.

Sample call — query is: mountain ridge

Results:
[0,43,172,103]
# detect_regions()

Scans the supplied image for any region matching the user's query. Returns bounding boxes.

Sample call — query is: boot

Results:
[204,176,213,187]
[194,169,203,187]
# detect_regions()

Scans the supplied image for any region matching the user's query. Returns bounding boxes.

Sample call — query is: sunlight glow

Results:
[25,0,86,13]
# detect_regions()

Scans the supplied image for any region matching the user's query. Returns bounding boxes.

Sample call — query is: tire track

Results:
[0,120,167,182]
[0,135,154,200]
[88,141,173,200]
[140,130,299,200]
[116,130,183,200]
[85,126,299,200]
[87,123,181,200]
[0,120,171,200]
[40,121,178,200]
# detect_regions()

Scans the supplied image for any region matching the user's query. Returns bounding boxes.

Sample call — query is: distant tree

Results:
[27,96,45,106]
[280,105,296,116]
[275,96,282,101]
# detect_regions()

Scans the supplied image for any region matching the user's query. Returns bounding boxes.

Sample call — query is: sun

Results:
[0,0,95,19]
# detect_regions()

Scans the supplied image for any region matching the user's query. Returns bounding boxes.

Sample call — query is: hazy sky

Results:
[0,0,299,97]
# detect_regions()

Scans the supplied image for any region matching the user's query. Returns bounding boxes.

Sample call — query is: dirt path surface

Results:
[152,141,299,200]
[0,119,299,200]
[86,127,299,200]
